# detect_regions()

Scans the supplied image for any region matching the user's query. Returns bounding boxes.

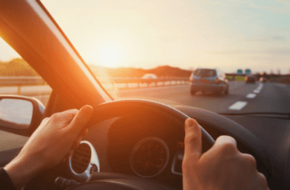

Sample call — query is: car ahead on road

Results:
[0,1,289,190]
[142,73,157,79]
[189,68,229,95]
[259,77,268,83]
[245,75,256,84]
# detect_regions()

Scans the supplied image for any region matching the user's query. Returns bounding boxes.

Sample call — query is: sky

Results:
[1,0,290,74]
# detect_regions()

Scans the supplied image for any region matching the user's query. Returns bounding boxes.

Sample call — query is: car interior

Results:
[0,0,290,190]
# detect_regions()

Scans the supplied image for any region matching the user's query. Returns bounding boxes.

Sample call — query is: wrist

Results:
[4,154,43,189]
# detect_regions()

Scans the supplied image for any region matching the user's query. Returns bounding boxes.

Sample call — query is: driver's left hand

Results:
[4,105,93,189]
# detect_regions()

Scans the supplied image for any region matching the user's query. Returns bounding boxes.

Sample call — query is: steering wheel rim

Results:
[76,99,215,190]
[90,99,215,145]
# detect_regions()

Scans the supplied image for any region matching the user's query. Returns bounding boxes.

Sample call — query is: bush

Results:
[0,58,39,76]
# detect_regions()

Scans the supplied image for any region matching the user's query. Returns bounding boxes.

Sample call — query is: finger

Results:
[57,109,79,124]
[61,157,67,163]
[213,135,237,155]
[50,109,79,126]
[39,117,49,126]
[214,135,237,147]
[250,172,268,190]
[72,135,82,149]
[56,109,78,117]
[241,153,257,170]
[183,118,202,161]
[67,105,93,133]
[257,172,268,190]
[81,129,88,137]
[66,149,74,158]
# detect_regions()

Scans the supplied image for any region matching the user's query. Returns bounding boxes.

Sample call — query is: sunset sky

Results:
[1,0,290,74]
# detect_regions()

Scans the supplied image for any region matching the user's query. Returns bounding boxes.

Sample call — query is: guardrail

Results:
[0,76,46,86]
[98,77,190,89]
[0,77,46,95]
[0,76,190,94]
[0,75,252,95]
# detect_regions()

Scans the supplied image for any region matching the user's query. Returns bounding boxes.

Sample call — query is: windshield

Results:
[194,69,216,78]
[41,0,290,114]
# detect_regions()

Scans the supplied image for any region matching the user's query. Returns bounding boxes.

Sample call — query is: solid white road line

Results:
[246,93,256,99]
[229,101,248,110]
[254,90,260,93]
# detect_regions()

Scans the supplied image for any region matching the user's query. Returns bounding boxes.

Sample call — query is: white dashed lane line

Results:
[229,101,248,110]
[254,83,263,93]
[228,83,263,111]
[246,93,256,99]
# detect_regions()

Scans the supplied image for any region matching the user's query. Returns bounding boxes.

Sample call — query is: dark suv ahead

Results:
[245,75,256,84]
[190,68,229,95]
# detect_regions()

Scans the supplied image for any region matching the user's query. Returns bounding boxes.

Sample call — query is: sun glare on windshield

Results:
[92,42,125,68]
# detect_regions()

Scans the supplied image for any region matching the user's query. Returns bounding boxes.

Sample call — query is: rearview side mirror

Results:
[0,95,44,136]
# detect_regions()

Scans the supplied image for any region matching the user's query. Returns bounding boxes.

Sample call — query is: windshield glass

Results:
[194,69,216,78]
[41,0,290,114]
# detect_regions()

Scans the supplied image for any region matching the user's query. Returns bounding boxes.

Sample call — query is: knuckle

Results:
[50,113,60,121]
[69,109,78,112]
[220,141,237,154]
[217,135,236,143]
[41,117,49,124]
[66,109,78,116]
[258,173,268,187]
[243,154,257,169]
[43,117,49,121]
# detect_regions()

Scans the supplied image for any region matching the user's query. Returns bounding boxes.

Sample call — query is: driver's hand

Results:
[182,118,269,190]
[4,105,93,189]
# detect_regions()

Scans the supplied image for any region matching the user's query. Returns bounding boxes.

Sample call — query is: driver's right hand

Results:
[182,118,269,190]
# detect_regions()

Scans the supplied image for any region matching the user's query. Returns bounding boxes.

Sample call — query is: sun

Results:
[99,46,121,67]
[87,41,126,67]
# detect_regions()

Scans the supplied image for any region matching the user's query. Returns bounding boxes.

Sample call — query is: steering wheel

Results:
[71,99,215,190]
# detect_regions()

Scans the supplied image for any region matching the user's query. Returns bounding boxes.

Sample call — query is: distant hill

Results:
[0,58,192,78]
[2,58,290,84]
[89,65,192,78]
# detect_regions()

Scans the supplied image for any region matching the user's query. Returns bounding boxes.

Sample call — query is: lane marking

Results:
[254,83,263,93]
[246,93,256,99]
[229,101,248,110]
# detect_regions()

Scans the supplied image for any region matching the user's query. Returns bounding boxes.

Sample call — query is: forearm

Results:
[4,155,42,189]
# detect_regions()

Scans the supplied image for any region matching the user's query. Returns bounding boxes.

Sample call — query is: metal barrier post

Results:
[17,85,21,95]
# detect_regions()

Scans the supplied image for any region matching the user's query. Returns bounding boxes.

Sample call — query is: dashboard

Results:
[10,106,289,190]
[65,111,279,189]
[75,114,186,188]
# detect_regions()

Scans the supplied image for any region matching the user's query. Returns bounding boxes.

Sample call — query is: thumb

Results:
[67,105,93,134]
[183,118,202,161]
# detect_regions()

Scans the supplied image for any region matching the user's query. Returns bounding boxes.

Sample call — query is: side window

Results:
[0,38,52,106]
[0,37,52,152]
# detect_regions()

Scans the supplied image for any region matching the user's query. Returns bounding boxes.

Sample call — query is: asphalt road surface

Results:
[1,81,290,151]
[117,81,290,113]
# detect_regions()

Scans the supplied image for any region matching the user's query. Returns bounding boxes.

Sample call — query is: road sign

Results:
[237,69,243,75]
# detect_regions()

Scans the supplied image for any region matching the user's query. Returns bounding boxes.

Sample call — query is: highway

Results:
[1,81,290,151]
[117,81,290,113]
